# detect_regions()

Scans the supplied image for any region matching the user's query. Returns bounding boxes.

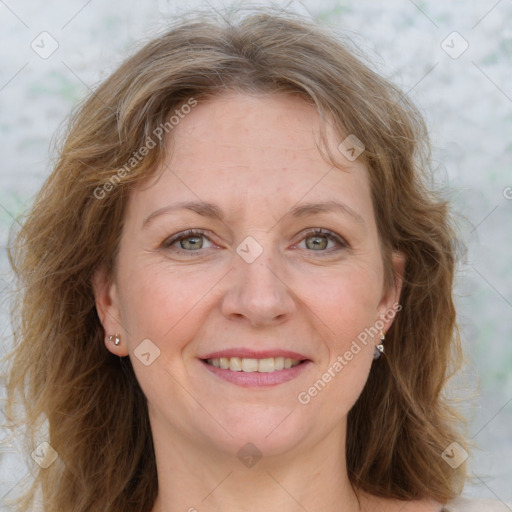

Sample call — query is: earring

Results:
[109,334,121,346]
[373,331,385,360]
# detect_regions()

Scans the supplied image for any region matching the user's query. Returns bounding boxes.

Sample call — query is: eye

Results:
[296,228,348,252]
[162,229,215,252]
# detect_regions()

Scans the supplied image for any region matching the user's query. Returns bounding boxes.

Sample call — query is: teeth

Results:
[258,358,274,373]
[229,357,242,372]
[206,356,302,372]
[242,358,258,372]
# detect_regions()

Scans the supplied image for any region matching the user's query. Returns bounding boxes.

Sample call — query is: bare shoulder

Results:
[388,499,443,512]
[359,493,443,512]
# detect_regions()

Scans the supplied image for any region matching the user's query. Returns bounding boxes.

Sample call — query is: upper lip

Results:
[200,349,310,360]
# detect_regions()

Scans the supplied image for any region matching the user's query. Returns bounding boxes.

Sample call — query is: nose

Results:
[221,247,296,327]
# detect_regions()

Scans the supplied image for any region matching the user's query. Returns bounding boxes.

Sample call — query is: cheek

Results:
[117,258,224,350]
[297,279,377,418]
[296,262,380,403]
[305,262,383,343]
[117,263,223,403]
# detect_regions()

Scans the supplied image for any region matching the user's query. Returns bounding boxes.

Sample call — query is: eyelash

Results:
[162,228,349,255]
[296,228,348,253]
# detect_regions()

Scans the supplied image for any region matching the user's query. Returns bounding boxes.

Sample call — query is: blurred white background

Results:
[1,0,511,509]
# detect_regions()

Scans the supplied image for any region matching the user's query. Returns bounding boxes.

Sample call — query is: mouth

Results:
[199,352,312,387]
[204,356,304,373]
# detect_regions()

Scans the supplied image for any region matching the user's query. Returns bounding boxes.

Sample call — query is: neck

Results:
[150,422,362,512]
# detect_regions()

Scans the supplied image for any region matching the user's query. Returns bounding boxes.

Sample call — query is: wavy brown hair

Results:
[4,6,466,511]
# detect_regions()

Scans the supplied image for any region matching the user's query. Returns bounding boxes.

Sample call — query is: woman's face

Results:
[95,92,403,459]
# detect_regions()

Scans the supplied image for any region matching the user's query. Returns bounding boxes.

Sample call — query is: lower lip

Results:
[200,359,311,387]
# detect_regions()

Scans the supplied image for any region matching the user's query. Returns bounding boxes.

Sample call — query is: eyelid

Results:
[161,227,349,253]
[295,228,349,251]
[162,229,215,250]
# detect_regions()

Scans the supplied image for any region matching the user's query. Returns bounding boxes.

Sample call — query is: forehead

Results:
[169,92,337,173]
[131,92,373,222]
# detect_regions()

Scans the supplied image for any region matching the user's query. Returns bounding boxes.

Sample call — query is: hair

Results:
[4,5,466,512]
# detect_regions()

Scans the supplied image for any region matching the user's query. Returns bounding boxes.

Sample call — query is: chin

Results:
[201,406,313,459]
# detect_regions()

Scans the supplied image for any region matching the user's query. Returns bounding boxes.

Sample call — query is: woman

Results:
[5,6,507,512]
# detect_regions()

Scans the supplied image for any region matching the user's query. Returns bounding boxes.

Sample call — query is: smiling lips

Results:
[206,356,301,373]
[201,350,310,386]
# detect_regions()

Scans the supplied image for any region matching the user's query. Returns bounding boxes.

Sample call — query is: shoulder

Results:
[443,497,512,511]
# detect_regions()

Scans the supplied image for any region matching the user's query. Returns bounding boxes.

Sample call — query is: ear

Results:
[377,251,406,333]
[91,265,129,357]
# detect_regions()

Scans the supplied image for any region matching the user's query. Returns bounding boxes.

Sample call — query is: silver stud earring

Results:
[373,331,385,360]
[109,334,121,346]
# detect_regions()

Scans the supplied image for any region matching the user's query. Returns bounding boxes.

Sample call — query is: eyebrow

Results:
[142,199,365,228]
[143,201,224,228]
[287,200,365,225]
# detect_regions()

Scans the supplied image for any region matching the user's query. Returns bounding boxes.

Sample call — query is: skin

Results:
[93,93,441,512]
